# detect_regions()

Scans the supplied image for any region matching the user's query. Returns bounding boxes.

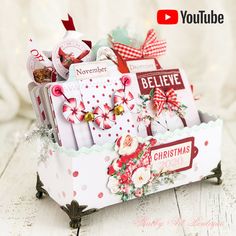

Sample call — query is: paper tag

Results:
[126,59,160,73]
[136,69,185,94]
[151,137,198,173]
[28,39,53,68]
[79,75,138,145]
[129,68,201,135]
[68,60,120,80]
[27,51,56,84]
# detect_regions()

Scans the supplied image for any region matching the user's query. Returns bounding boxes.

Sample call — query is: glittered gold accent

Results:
[114,105,124,115]
[84,112,94,122]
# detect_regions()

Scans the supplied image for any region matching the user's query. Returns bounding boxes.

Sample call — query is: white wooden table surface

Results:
[0,117,235,236]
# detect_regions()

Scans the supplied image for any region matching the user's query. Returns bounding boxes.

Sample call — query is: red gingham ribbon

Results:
[112,29,166,60]
[153,88,180,116]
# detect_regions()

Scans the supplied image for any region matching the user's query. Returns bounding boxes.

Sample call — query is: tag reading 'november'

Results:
[68,60,119,80]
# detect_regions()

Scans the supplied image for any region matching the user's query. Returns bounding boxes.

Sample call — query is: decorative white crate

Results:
[36,111,223,229]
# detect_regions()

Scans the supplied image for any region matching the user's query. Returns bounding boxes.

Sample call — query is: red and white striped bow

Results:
[94,104,116,129]
[153,88,180,116]
[62,98,85,124]
[112,29,166,60]
[114,89,135,111]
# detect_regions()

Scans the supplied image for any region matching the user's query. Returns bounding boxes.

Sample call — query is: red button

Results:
[52,85,63,97]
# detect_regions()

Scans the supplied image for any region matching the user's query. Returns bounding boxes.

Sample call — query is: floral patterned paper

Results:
[107,134,178,201]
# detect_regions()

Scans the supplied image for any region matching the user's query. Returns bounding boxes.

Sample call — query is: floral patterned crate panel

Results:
[37,111,222,227]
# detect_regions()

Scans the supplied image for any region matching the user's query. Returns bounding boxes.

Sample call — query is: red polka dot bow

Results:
[153,88,180,116]
[112,29,166,60]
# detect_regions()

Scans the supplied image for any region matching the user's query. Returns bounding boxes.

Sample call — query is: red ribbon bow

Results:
[58,48,90,69]
[61,14,92,49]
[112,29,166,60]
[62,14,76,31]
[153,88,180,116]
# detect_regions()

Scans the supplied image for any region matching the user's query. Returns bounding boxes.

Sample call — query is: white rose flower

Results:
[107,176,120,194]
[145,100,156,117]
[132,167,151,188]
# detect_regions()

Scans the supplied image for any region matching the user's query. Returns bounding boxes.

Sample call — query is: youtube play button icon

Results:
[157,9,179,24]
[165,14,171,21]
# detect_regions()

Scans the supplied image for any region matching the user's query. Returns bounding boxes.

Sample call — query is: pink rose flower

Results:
[120,184,131,194]
[149,138,157,147]
[134,188,144,198]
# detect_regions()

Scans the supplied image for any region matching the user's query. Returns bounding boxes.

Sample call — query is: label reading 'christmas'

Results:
[151,137,198,173]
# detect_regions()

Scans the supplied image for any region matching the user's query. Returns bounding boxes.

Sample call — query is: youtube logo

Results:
[157,9,224,25]
[157,9,179,24]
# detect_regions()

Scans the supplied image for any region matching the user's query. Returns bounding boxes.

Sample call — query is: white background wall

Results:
[0,0,235,121]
